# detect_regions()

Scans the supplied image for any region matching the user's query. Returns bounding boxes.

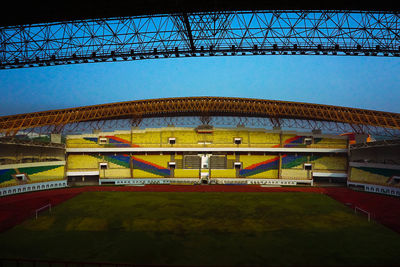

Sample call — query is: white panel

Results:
[66,171,99,176]
[313,172,347,178]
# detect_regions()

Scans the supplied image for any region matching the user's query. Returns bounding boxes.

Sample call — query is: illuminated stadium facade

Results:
[0,2,400,196]
[0,97,399,197]
[1,2,400,266]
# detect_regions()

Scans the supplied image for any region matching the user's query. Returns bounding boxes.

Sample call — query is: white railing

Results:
[98,178,313,186]
[347,181,400,197]
[0,180,68,197]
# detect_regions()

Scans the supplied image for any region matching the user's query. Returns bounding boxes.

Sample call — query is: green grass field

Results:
[1,191,400,266]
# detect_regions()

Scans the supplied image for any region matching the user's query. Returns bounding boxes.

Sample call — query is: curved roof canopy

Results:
[1,0,398,26]
[0,97,399,135]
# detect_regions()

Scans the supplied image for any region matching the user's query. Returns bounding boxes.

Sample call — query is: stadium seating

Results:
[312,137,348,148]
[68,154,100,169]
[312,156,347,171]
[281,155,309,169]
[66,136,102,148]
[349,166,400,186]
[281,169,310,179]
[240,155,279,178]
[132,131,161,146]
[132,155,170,177]
[173,130,200,146]
[0,164,65,187]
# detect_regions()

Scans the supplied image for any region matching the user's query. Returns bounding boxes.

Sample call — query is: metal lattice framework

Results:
[1,10,400,69]
[0,97,399,137]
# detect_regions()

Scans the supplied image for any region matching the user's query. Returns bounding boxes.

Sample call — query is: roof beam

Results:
[181,13,196,53]
[0,97,399,135]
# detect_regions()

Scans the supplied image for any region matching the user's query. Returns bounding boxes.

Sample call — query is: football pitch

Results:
[1,191,400,266]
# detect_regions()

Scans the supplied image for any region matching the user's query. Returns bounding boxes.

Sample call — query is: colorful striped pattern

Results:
[106,136,140,147]
[239,157,279,177]
[100,154,170,177]
[240,154,323,177]
[281,155,308,169]
[240,155,305,177]
[282,136,305,147]
[132,156,170,177]
[281,136,324,147]
[0,165,63,184]
[103,154,131,168]
[83,136,139,147]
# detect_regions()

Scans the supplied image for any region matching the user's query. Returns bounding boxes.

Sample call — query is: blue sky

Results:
[0,55,399,116]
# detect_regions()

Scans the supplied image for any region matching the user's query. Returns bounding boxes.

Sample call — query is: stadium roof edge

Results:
[1,0,399,27]
[0,97,399,135]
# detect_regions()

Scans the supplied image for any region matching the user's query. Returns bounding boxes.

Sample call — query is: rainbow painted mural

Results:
[0,165,64,185]
[84,136,139,147]
[99,154,170,177]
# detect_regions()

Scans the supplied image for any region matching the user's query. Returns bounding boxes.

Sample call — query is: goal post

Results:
[354,206,371,222]
[35,203,52,220]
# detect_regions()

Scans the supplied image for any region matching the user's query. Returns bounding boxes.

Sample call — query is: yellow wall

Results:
[132,169,164,178]
[210,169,236,178]
[249,132,280,147]
[174,169,200,178]
[131,132,161,145]
[247,170,278,179]
[101,168,131,179]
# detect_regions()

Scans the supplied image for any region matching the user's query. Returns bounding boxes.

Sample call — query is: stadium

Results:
[1,1,400,267]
